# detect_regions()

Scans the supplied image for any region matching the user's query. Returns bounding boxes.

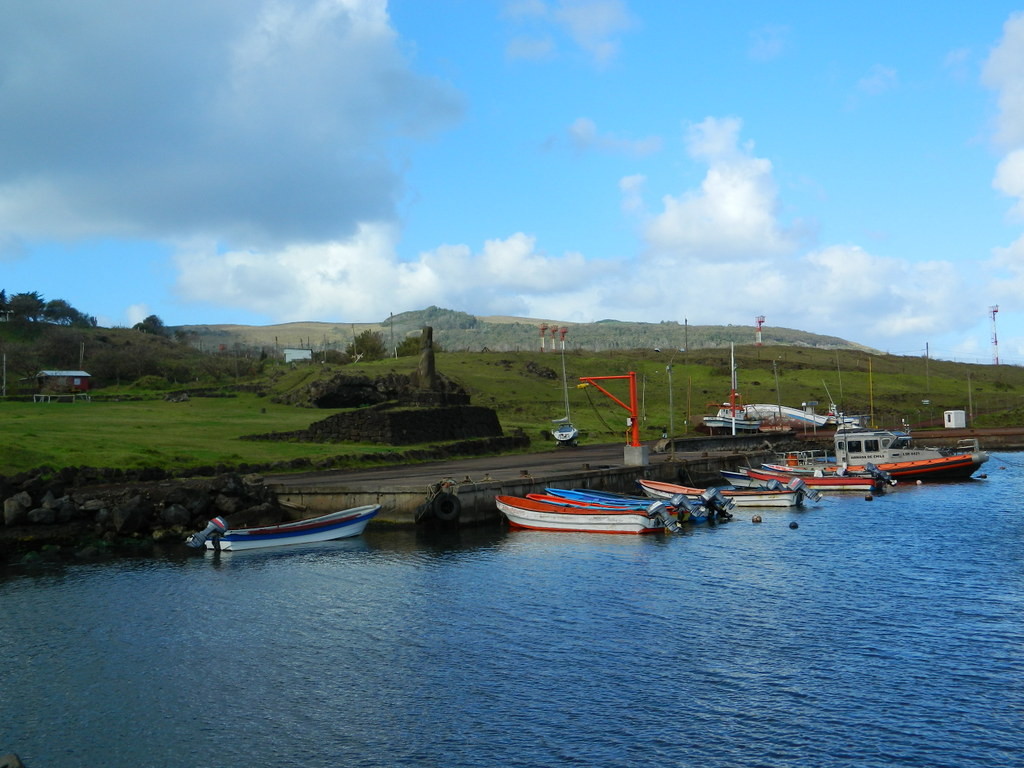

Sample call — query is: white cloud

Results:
[640,117,795,260]
[568,118,661,155]
[992,148,1024,218]
[748,24,789,62]
[619,174,646,213]
[503,0,635,64]
[804,246,968,338]
[983,11,1024,149]
[944,46,971,82]
[857,64,898,95]
[173,227,605,322]
[125,304,151,327]
[989,233,1024,312]
[0,0,462,249]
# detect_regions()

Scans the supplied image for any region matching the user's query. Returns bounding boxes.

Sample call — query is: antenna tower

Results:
[539,323,548,352]
[990,306,1000,365]
[755,315,765,347]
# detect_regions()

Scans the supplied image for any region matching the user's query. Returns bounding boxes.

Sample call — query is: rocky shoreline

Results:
[0,433,530,567]
[0,470,287,567]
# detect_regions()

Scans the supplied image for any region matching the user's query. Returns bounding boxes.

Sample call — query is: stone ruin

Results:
[255,326,515,446]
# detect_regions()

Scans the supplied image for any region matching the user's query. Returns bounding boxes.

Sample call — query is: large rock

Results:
[3,491,32,526]
[160,503,192,527]
[27,507,56,525]
[111,494,148,534]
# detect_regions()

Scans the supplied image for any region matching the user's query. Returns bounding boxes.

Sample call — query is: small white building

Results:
[944,410,967,429]
[283,348,313,364]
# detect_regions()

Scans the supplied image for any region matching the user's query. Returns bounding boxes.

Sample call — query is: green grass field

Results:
[3,346,1022,476]
[0,395,395,475]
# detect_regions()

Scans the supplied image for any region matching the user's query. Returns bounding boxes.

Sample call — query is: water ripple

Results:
[2,457,1023,767]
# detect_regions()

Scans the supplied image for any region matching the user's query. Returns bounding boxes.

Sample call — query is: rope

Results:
[584,386,616,435]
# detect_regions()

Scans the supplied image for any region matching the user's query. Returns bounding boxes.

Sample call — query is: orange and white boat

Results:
[770,423,991,483]
[820,425,988,481]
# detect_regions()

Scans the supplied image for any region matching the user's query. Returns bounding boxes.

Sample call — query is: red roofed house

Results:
[36,370,92,394]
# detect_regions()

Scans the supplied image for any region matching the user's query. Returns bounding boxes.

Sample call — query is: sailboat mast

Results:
[730,342,738,435]
[560,339,570,419]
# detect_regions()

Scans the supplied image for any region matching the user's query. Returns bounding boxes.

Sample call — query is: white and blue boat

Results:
[185,505,380,551]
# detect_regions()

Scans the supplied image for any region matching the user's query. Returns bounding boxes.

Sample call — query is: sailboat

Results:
[701,343,761,435]
[551,334,579,446]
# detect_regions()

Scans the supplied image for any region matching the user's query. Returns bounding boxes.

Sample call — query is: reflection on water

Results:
[2,456,1023,768]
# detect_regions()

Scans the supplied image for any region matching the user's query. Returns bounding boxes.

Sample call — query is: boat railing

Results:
[774,449,832,466]
[955,437,982,453]
[924,437,983,456]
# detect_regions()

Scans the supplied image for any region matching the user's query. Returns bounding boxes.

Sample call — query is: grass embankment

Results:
[2,345,1022,477]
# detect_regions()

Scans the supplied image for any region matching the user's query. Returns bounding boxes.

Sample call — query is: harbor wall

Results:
[272,449,776,526]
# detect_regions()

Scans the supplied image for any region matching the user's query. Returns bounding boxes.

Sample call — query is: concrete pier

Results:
[267,432,795,526]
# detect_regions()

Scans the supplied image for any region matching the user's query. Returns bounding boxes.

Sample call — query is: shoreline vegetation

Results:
[3,303,1023,564]
[4,343,1023,477]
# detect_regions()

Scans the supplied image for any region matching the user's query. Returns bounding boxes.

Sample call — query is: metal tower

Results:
[990,306,999,365]
[755,315,765,346]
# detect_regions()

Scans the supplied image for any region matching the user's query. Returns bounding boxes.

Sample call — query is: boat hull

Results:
[699,416,762,434]
[856,454,987,481]
[496,496,664,534]
[205,505,380,551]
[743,467,880,492]
[832,426,989,480]
[637,478,801,507]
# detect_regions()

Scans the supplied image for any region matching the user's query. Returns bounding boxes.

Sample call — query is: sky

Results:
[5,1,1024,363]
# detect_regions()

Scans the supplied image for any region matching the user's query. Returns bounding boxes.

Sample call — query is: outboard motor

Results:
[668,493,689,508]
[865,462,896,486]
[186,516,229,548]
[785,477,823,504]
[645,500,680,532]
[700,487,736,521]
[765,479,783,491]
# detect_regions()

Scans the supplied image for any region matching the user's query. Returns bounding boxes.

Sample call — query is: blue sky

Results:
[4,1,1024,363]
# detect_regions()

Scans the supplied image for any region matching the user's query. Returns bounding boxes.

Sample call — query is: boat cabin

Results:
[833,427,925,464]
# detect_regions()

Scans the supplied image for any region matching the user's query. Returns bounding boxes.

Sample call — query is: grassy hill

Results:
[173,306,877,355]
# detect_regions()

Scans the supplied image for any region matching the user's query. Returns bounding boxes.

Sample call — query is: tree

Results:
[396,334,442,357]
[43,299,78,326]
[345,330,387,361]
[133,314,168,336]
[8,291,45,323]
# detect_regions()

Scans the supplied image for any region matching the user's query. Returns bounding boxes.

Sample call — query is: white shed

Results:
[283,348,313,364]
[944,410,966,429]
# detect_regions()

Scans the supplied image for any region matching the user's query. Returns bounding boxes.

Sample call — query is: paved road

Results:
[267,442,654,491]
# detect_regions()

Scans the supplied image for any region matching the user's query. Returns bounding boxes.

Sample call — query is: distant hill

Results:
[174,306,877,355]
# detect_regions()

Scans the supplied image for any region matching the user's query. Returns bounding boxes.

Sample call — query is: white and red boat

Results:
[496,495,674,534]
[737,466,883,493]
[636,477,810,507]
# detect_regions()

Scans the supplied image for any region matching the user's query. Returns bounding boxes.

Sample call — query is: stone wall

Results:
[247,404,504,446]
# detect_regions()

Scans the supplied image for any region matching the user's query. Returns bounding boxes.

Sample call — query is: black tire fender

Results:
[431,492,461,522]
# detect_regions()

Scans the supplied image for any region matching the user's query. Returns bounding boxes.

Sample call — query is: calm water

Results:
[2,455,1023,768]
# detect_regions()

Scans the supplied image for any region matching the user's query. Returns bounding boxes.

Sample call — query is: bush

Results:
[132,375,170,391]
